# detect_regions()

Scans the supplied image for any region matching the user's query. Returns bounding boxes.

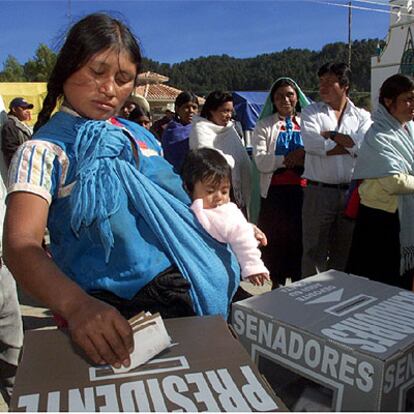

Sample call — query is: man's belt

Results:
[307,180,350,190]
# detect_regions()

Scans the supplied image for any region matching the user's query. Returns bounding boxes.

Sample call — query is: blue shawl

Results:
[161,119,192,172]
[353,104,414,274]
[43,113,240,317]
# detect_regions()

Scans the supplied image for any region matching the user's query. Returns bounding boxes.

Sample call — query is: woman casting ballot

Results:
[3,13,243,369]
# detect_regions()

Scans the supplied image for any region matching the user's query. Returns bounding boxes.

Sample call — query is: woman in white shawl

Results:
[252,78,310,288]
[347,74,414,290]
[189,91,252,215]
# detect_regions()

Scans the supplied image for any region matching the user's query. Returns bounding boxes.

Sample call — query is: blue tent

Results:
[232,91,268,131]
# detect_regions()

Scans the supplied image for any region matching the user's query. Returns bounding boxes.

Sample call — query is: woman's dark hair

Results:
[200,90,233,120]
[175,91,199,111]
[379,74,414,108]
[270,78,302,114]
[318,62,352,94]
[129,105,150,123]
[34,12,142,132]
[181,148,231,195]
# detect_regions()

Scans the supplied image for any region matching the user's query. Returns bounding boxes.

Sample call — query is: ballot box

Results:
[10,315,286,412]
[232,270,414,411]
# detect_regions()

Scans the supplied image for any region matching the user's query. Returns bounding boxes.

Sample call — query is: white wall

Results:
[371,0,414,110]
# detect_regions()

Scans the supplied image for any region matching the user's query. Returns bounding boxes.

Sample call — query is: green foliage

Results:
[144,39,383,98]
[1,39,384,99]
[24,44,57,82]
[0,44,57,82]
[0,55,26,81]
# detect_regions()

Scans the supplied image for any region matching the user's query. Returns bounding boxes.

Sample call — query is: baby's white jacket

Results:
[191,199,269,279]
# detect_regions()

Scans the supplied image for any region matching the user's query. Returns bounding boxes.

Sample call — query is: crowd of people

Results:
[1,11,414,408]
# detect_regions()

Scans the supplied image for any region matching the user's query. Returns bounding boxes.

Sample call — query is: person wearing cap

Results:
[0,96,23,407]
[1,97,34,168]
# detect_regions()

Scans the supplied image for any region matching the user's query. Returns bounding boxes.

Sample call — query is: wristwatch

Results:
[329,131,337,141]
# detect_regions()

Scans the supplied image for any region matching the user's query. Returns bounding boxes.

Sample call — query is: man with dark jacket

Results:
[0,96,23,407]
[1,97,33,167]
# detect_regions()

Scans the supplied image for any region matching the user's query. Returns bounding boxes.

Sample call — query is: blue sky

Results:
[1,0,391,67]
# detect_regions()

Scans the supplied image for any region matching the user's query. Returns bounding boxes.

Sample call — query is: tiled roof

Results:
[134,71,205,105]
[136,71,169,85]
[135,83,182,102]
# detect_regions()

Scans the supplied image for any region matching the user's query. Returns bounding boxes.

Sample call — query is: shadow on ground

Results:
[17,286,56,331]
[22,314,55,331]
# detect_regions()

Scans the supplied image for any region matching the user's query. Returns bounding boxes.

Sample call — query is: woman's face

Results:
[120,101,136,118]
[272,85,298,117]
[63,48,137,120]
[176,101,198,125]
[385,90,414,124]
[137,115,151,130]
[208,101,233,127]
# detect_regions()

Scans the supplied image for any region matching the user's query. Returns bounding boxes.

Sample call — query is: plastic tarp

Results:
[0,82,47,126]
[232,91,268,131]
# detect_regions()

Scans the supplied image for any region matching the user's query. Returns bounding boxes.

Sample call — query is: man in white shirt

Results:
[0,96,23,406]
[301,62,372,277]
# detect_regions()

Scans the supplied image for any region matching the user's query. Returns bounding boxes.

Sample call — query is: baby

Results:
[181,148,270,286]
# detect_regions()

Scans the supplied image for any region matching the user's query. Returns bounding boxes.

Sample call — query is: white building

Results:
[371,0,414,109]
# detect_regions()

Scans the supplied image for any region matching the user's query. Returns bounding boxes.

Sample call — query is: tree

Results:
[0,55,26,81]
[24,44,57,82]
[0,38,381,97]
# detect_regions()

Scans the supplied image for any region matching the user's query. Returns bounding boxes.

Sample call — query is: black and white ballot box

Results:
[231,270,414,411]
[11,315,286,412]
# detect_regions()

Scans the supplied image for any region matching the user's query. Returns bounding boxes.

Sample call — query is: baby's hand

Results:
[246,273,270,286]
[252,225,267,247]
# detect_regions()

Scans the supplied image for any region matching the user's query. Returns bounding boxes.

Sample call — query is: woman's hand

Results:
[4,192,134,368]
[252,225,267,247]
[284,148,305,168]
[66,295,133,368]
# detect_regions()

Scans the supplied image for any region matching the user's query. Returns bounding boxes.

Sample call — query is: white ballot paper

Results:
[112,311,172,373]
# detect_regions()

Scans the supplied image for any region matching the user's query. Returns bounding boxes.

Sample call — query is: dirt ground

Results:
[0,280,272,412]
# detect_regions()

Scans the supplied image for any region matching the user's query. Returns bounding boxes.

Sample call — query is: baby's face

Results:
[192,177,231,209]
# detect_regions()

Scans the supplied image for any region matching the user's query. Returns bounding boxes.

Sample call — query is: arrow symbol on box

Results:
[306,289,344,304]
